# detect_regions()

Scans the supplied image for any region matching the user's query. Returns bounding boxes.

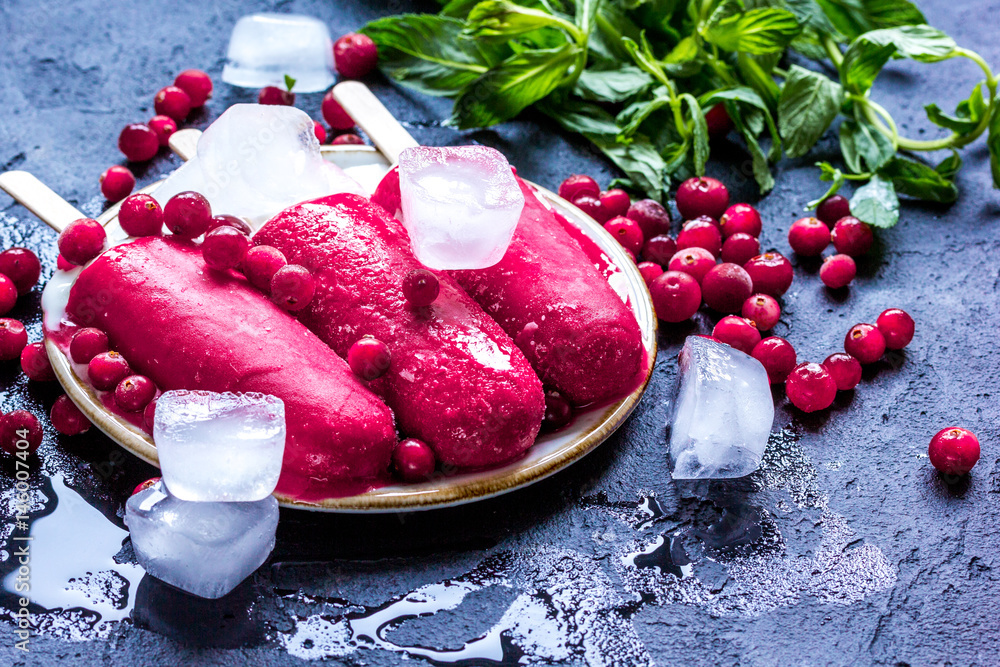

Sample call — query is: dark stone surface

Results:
[1,0,999,665]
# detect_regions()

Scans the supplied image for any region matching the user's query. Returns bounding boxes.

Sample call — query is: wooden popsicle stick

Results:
[168,128,201,162]
[333,80,419,163]
[0,170,86,233]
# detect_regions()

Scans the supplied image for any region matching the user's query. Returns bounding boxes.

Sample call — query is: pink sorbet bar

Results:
[65,236,397,499]
[255,194,545,469]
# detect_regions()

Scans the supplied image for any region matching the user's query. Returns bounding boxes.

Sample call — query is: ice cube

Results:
[153,390,285,502]
[153,104,364,227]
[669,336,773,479]
[125,481,279,599]
[222,13,335,93]
[398,146,525,270]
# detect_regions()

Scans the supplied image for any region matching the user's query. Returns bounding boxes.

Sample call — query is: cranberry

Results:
[626,199,671,239]
[558,174,600,203]
[676,176,729,220]
[70,328,109,364]
[637,261,664,286]
[721,232,760,266]
[20,342,54,382]
[402,269,440,307]
[143,397,157,431]
[348,336,391,381]
[258,86,294,106]
[0,276,15,316]
[118,123,159,162]
[0,248,41,295]
[621,248,637,264]
[99,165,135,202]
[332,133,364,145]
[701,263,752,314]
[712,315,761,354]
[57,255,74,271]
[668,247,716,284]
[206,214,253,236]
[243,246,287,291]
[202,226,251,271]
[676,218,722,258]
[705,104,733,137]
[58,218,106,265]
[788,217,830,256]
[313,122,327,144]
[132,477,161,496]
[542,390,573,431]
[0,410,42,455]
[649,271,701,323]
[163,191,212,238]
[118,194,163,237]
[599,189,630,218]
[270,264,316,311]
[51,395,91,436]
[831,216,873,256]
[173,69,213,107]
[823,352,862,391]
[393,438,436,482]
[844,323,886,364]
[743,253,793,297]
[0,319,28,361]
[928,427,980,476]
[785,362,837,412]
[742,293,780,331]
[642,235,677,266]
[154,85,192,122]
[322,92,355,130]
[604,216,644,254]
[334,32,379,79]
[573,195,610,223]
[816,194,851,227]
[751,336,797,384]
[115,375,157,412]
[148,115,177,147]
[876,308,915,350]
[820,254,856,289]
[88,351,130,391]
[719,203,762,238]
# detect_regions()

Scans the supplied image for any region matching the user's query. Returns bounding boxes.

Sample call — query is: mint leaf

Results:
[574,66,653,102]
[863,25,956,62]
[617,92,672,139]
[778,65,842,158]
[935,151,962,179]
[925,83,987,135]
[283,74,297,91]
[839,118,894,173]
[681,94,710,175]
[736,52,781,108]
[850,174,899,227]
[731,112,776,192]
[988,103,1000,188]
[839,38,895,94]
[703,7,801,55]
[574,0,599,35]
[465,1,570,41]
[816,0,925,40]
[784,0,840,34]
[701,86,781,156]
[878,156,958,203]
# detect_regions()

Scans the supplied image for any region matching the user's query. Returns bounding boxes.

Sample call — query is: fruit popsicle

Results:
[255,194,545,469]
[65,236,397,499]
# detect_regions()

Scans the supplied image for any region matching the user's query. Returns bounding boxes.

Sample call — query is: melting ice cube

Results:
[222,13,335,93]
[153,390,285,502]
[125,480,279,599]
[398,146,524,270]
[669,336,773,479]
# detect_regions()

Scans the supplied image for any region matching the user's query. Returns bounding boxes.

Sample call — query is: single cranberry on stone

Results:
[785,362,837,412]
[831,216,873,256]
[154,85,192,123]
[558,174,600,203]
[701,263,752,314]
[721,233,760,266]
[100,165,135,202]
[637,261,664,286]
[258,86,295,106]
[313,122,327,144]
[334,32,379,79]
[844,323,886,365]
[149,114,178,147]
[58,218,106,265]
[823,352,862,391]
[119,194,164,237]
[743,253,793,297]
[928,427,980,476]
[163,191,212,238]
[676,218,723,258]
[118,123,159,162]
[51,394,91,436]
[668,247,716,284]
[202,226,251,271]
[403,269,440,307]
[600,189,631,218]
[0,410,43,455]
[271,264,316,311]
[206,214,253,236]
[820,254,856,289]
[0,275,15,316]
[705,104,733,137]
[542,390,574,431]
[173,69,213,107]
[0,319,28,361]
[642,235,677,266]
[751,336,797,384]
[626,199,671,239]
[393,438,436,482]
[322,91,355,130]
[115,375,157,412]
[816,194,851,227]
[143,397,157,432]
[70,328,109,364]
[132,477,161,496]
[243,246,287,291]
[604,216,644,255]
[719,203,762,238]
[88,351,131,391]
[876,308,915,349]
[676,176,729,220]
[573,195,610,223]
[742,293,780,331]
[332,133,364,145]
[649,270,701,323]
[21,342,55,382]
[0,247,42,295]
[788,217,830,256]
[348,336,391,381]
[712,315,761,354]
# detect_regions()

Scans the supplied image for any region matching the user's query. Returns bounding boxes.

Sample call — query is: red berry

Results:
[822,353,862,391]
[701,263,752,314]
[402,269,440,307]
[202,226,251,271]
[573,195,610,223]
[100,165,135,202]
[637,261,664,286]
[57,255,74,271]
[58,218,106,265]
[173,69,213,107]
[51,394,91,436]
[626,199,671,239]
[0,275,15,316]
[143,397,157,432]
[742,293,780,331]
[542,389,574,431]
[788,217,830,256]
[743,253,793,297]
[206,214,253,236]
[705,104,733,137]
[88,351,130,391]
[331,133,364,145]
[604,216,644,254]
[313,122,327,144]
[599,189,630,218]
[676,218,722,258]
[720,232,760,266]
[0,248,41,295]
[393,438,435,482]
[118,123,159,162]
[270,264,316,311]
[816,194,850,227]
[20,342,55,382]
[258,86,294,106]
[712,315,761,354]
[163,191,212,238]
[649,270,701,323]
[642,235,677,266]
[668,247,716,284]
[785,362,837,412]
[322,92,355,130]
[0,410,42,455]
[558,174,600,202]
[334,32,379,79]
[621,248,637,264]
[676,177,729,220]
[348,336,391,381]
[820,254,856,289]
[148,115,178,147]
[243,246,287,291]
[115,375,157,412]
[876,308,914,350]
[751,336,797,384]
[118,194,164,237]
[928,427,980,476]
[70,328,109,364]
[831,216,873,256]
[154,85,191,123]
[844,323,886,365]
[719,203,762,238]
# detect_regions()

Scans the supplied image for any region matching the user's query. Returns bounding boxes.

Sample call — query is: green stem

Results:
[773,66,789,78]
[823,34,844,68]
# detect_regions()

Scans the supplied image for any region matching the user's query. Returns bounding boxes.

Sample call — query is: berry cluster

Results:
[788,194,873,290]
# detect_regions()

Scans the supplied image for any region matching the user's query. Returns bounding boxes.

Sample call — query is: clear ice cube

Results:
[222,13,335,93]
[153,390,286,502]
[125,480,279,599]
[669,336,774,479]
[398,146,525,270]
